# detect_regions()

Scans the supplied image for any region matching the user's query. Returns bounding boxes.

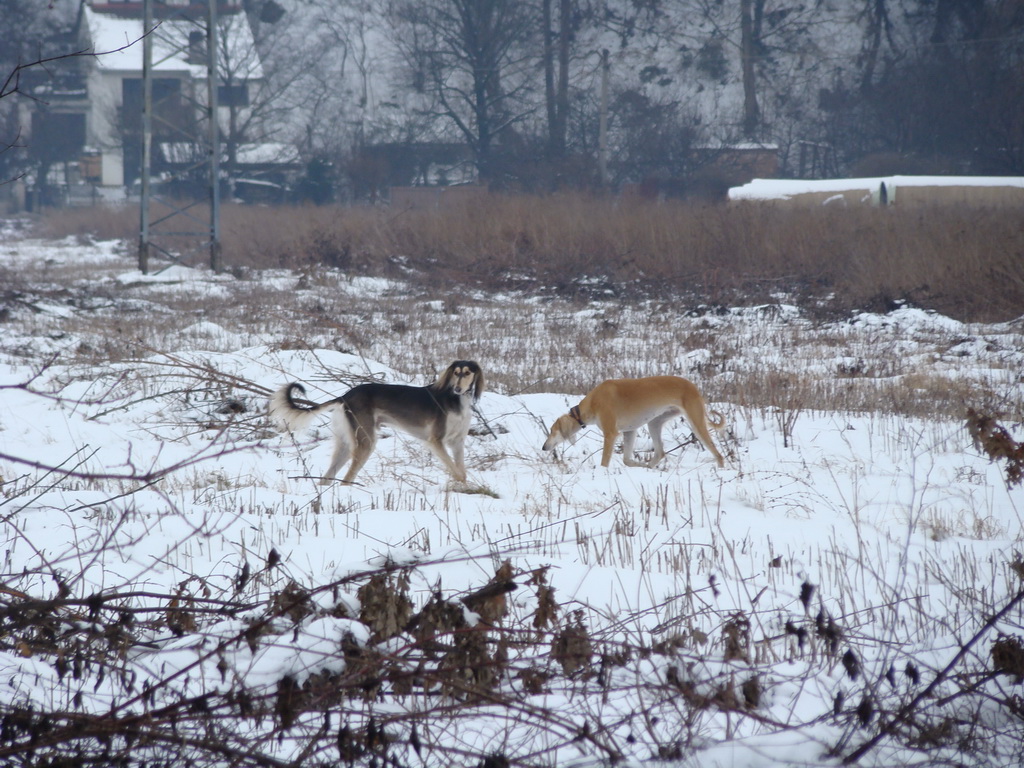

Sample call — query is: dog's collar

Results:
[569,405,586,428]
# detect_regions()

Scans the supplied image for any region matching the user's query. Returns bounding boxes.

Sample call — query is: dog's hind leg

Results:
[320,410,354,485]
[322,440,352,485]
[621,430,643,466]
[645,415,672,468]
[328,409,375,484]
[340,427,376,484]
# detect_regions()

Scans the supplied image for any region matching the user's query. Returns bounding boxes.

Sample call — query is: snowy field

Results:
[1,229,1023,767]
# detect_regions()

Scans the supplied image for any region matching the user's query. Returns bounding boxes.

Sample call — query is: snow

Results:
[1,233,1022,766]
[729,175,1024,201]
[158,141,300,165]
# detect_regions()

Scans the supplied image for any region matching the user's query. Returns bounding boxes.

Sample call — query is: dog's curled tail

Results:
[707,407,726,430]
[268,382,324,434]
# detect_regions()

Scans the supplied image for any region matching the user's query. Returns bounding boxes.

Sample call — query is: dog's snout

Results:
[450,368,473,395]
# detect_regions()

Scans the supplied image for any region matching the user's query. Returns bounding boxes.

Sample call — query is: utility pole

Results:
[138,0,153,274]
[598,49,609,189]
[138,0,223,274]
[206,0,222,272]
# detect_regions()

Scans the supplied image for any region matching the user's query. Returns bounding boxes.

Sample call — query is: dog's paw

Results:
[449,481,499,498]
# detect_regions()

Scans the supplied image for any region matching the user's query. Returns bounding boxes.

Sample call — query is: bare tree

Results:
[739,0,761,138]
[837,0,1024,174]
[857,0,898,92]
[200,7,309,186]
[543,0,572,161]
[0,0,80,188]
[388,0,539,181]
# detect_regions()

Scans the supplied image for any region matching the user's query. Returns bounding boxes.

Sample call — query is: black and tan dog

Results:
[542,375,725,468]
[269,361,484,484]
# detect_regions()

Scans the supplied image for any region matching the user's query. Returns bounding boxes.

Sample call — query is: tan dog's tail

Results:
[707,407,726,430]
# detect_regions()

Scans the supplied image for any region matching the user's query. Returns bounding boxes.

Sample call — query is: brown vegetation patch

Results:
[33,194,1024,322]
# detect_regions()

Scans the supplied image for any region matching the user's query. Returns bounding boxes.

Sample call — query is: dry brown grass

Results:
[34,194,1024,322]
[36,203,138,242]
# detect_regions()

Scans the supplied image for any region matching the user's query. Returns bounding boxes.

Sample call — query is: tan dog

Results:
[542,375,725,468]
[269,361,484,485]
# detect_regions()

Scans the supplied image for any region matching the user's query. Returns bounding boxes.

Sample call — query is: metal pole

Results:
[207,0,222,272]
[138,0,153,274]
[598,49,609,189]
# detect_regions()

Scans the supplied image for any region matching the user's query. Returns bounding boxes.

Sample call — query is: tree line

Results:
[3,0,1023,202]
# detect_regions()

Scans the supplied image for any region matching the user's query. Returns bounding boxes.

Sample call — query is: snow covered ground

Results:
[729,175,1024,206]
[1,231,1022,767]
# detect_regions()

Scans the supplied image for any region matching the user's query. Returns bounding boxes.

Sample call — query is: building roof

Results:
[159,141,301,166]
[85,5,262,79]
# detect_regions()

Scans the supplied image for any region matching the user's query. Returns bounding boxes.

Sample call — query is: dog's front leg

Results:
[449,437,467,480]
[600,429,619,467]
[429,439,466,482]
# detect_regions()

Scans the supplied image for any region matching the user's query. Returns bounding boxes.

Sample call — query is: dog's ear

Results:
[437,362,457,391]
[542,414,576,450]
[469,361,484,402]
[542,419,561,451]
[562,415,583,444]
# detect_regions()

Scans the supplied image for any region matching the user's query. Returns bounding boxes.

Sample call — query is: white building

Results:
[25,1,287,205]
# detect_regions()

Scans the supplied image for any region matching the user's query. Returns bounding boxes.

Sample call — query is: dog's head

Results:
[439,360,484,401]
[542,410,585,452]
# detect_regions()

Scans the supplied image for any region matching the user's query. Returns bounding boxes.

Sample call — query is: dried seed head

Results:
[842,649,860,681]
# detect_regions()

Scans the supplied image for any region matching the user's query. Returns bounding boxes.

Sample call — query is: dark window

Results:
[188,30,205,63]
[122,77,186,136]
[218,84,249,107]
[30,112,86,163]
